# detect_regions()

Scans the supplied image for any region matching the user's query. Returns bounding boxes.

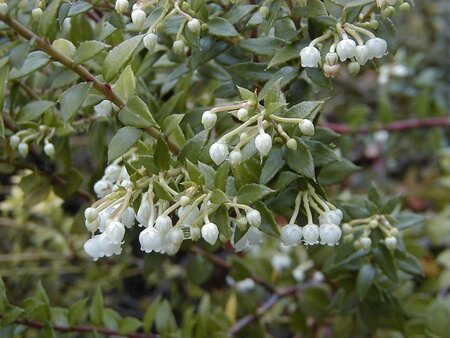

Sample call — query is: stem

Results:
[210,102,246,113]
[269,115,305,124]
[302,193,313,224]
[289,192,303,224]
[307,185,330,212]
[346,23,376,39]
[219,115,259,143]
[344,26,364,45]
[309,30,332,47]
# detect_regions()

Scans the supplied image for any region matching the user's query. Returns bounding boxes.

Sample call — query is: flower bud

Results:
[115,0,129,13]
[201,110,217,129]
[300,46,321,68]
[286,138,297,150]
[319,223,342,246]
[190,226,201,241]
[247,226,263,245]
[336,38,356,62]
[32,8,43,20]
[179,196,190,207]
[120,207,135,228]
[292,265,305,282]
[323,63,340,78]
[85,207,99,223]
[173,40,185,55]
[370,20,379,30]
[302,223,319,245]
[131,9,146,30]
[390,227,399,236]
[280,224,302,246]
[9,134,20,149]
[209,142,229,165]
[399,2,410,13]
[44,143,55,158]
[240,132,249,142]
[229,149,243,167]
[385,236,397,250]
[355,45,369,65]
[366,38,388,59]
[246,209,261,228]
[259,5,269,18]
[187,18,201,34]
[236,216,248,230]
[18,142,29,158]
[99,233,122,256]
[52,38,76,58]
[360,237,372,250]
[201,222,219,245]
[255,133,272,157]
[105,220,125,244]
[325,52,339,65]
[237,108,248,121]
[319,210,342,226]
[85,218,100,233]
[376,0,386,8]
[93,179,113,198]
[348,61,361,77]
[342,223,352,234]
[299,119,315,136]
[155,215,172,234]
[143,33,158,52]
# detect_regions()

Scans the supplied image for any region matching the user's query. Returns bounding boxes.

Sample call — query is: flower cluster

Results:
[279,185,343,248]
[342,214,400,251]
[9,125,55,159]
[203,101,315,166]
[300,22,390,78]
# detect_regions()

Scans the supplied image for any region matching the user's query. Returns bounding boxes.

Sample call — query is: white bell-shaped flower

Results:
[300,46,321,67]
[93,179,112,198]
[201,222,219,245]
[84,235,104,260]
[131,9,146,30]
[115,0,129,13]
[355,45,369,65]
[302,223,319,245]
[178,206,200,226]
[85,218,100,233]
[44,143,55,158]
[9,135,20,149]
[366,38,388,59]
[84,207,99,223]
[105,220,125,244]
[246,226,264,245]
[187,18,201,34]
[229,149,243,167]
[190,227,201,241]
[337,38,356,61]
[237,108,248,121]
[246,209,261,228]
[209,142,229,165]
[167,227,184,246]
[385,236,397,250]
[255,133,272,157]
[155,215,172,234]
[18,142,29,157]
[143,33,158,52]
[319,223,342,246]
[360,237,372,250]
[139,227,163,253]
[319,210,343,226]
[120,207,135,228]
[299,119,315,136]
[136,193,151,227]
[280,224,302,246]
[201,110,217,129]
[99,233,122,257]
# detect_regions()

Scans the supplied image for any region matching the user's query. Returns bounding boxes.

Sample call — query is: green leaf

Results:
[211,189,229,204]
[155,300,177,334]
[253,201,280,237]
[162,114,185,134]
[186,160,204,185]
[73,40,109,65]
[38,0,62,39]
[239,38,284,56]
[9,51,50,79]
[237,183,274,205]
[283,138,315,179]
[373,246,398,282]
[260,149,285,184]
[198,162,216,190]
[212,205,232,239]
[108,127,142,162]
[118,96,158,128]
[154,136,170,171]
[268,43,301,68]
[113,65,135,102]
[90,287,104,326]
[318,159,360,185]
[143,298,161,333]
[215,162,231,191]
[153,181,175,202]
[58,82,90,122]
[103,34,144,82]
[68,298,88,326]
[309,141,339,166]
[67,1,93,17]
[208,17,239,37]
[0,64,9,137]
[17,100,55,122]
[179,130,208,162]
[356,264,376,300]
[119,317,142,335]
[284,101,324,120]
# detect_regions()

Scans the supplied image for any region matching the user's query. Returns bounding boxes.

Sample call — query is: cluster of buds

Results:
[115,0,202,56]
[8,125,55,159]
[342,214,400,251]
[93,162,130,199]
[300,21,390,78]
[203,101,315,166]
[280,185,343,247]
[376,0,411,16]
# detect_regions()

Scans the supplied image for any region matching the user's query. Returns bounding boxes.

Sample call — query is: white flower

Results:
[271,253,292,272]
[201,110,217,130]
[235,278,255,293]
[292,265,305,282]
[246,209,261,228]
[246,226,264,245]
[84,235,104,260]
[18,142,29,157]
[172,40,185,55]
[115,0,129,13]
[136,194,151,227]
[300,46,321,68]
[105,220,125,244]
[120,207,135,228]
[179,196,190,207]
[99,233,122,256]
[385,236,397,250]
[143,33,158,52]
[302,223,319,245]
[139,227,163,253]
[85,218,100,232]
[280,223,302,246]
[366,38,388,59]
[229,149,243,167]
[336,38,356,61]
[94,100,113,117]
[9,134,20,149]
[299,119,315,136]
[201,222,219,245]
[167,227,184,246]
[104,164,122,182]
[131,9,146,29]
[209,142,229,165]
[319,210,343,226]
[325,52,338,65]
[43,143,55,158]
[32,8,43,20]
[155,215,172,234]
[255,133,272,157]
[187,18,201,34]
[190,227,201,241]
[237,108,248,121]
[93,179,113,198]
[178,206,200,226]
[84,207,99,223]
[355,45,369,65]
[319,223,342,246]
[360,237,372,250]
